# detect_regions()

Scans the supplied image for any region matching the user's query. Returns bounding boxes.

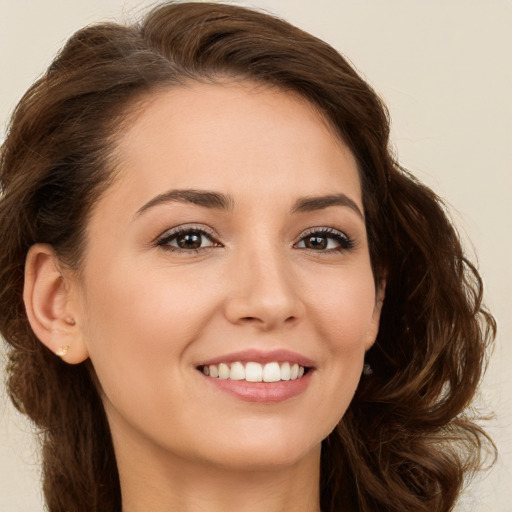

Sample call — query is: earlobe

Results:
[23,244,89,364]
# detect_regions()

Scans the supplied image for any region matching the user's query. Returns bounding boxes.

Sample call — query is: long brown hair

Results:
[0,2,495,511]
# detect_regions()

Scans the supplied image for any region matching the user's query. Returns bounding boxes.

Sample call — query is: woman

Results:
[0,2,496,511]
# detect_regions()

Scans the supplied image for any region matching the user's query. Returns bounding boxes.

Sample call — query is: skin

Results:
[24,82,384,512]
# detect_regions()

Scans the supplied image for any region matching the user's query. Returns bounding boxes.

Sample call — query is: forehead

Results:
[102,81,362,213]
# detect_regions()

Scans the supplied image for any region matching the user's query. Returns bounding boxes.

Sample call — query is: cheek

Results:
[83,256,205,331]
[79,259,222,380]
[305,263,378,354]
[78,269,205,434]
[306,275,377,436]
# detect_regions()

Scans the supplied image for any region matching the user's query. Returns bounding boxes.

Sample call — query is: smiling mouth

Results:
[198,361,309,382]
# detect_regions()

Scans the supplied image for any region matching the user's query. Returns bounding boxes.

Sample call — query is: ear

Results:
[363,279,386,351]
[23,244,89,364]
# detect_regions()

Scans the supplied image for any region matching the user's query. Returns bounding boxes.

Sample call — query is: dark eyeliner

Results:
[297,227,355,252]
[156,225,219,253]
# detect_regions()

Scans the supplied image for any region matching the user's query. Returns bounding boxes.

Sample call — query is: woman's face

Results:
[73,82,383,472]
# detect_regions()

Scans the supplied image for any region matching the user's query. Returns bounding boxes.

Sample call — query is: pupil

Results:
[306,236,327,250]
[177,232,202,249]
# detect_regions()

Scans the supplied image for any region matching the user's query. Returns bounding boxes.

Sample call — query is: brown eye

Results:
[158,228,217,251]
[296,228,354,252]
[303,235,328,250]
[176,232,203,249]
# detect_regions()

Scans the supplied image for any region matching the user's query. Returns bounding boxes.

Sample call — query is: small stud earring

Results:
[56,345,70,357]
[362,363,373,376]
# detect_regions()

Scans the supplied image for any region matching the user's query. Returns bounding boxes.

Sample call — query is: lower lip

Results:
[200,371,312,403]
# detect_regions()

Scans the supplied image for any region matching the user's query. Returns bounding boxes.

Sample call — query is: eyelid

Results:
[294,226,355,251]
[156,224,221,248]
[296,226,348,240]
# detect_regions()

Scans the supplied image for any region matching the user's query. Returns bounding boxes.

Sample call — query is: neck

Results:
[118,442,322,512]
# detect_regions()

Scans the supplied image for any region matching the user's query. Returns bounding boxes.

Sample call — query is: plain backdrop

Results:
[1,1,511,510]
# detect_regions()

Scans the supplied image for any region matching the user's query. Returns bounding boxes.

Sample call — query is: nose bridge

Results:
[224,236,303,329]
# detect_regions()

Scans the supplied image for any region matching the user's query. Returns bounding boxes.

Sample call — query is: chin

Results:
[189,423,326,472]
[210,442,321,473]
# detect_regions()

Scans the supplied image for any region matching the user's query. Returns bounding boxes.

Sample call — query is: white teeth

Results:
[245,362,263,382]
[280,362,291,381]
[263,362,281,382]
[202,361,307,382]
[229,361,245,380]
[218,363,230,379]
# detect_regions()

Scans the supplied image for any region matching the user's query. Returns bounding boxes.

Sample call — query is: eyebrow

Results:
[135,189,363,219]
[291,194,364,219]
[135,189,234,217]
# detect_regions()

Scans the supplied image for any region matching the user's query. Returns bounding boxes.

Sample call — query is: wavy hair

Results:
[0,2,495,511]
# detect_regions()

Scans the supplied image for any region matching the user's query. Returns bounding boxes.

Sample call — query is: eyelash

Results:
[296,227,355,253]
[157,226,219,254]
[156,226,355,254]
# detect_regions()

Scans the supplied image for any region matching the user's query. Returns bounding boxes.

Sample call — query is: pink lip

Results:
[197,349,315,403]
[198,348,315,368]
[200,370,313,403]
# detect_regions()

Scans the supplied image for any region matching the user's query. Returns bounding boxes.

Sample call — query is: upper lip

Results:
[198,348,315,368]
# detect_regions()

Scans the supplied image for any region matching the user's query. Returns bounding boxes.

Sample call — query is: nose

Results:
[223,245,305,330]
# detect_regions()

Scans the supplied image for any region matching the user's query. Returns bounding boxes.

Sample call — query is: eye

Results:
[157,227,219,252]
[295,228,354,252]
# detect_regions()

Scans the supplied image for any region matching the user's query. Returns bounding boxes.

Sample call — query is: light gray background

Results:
[1,1,511,510]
